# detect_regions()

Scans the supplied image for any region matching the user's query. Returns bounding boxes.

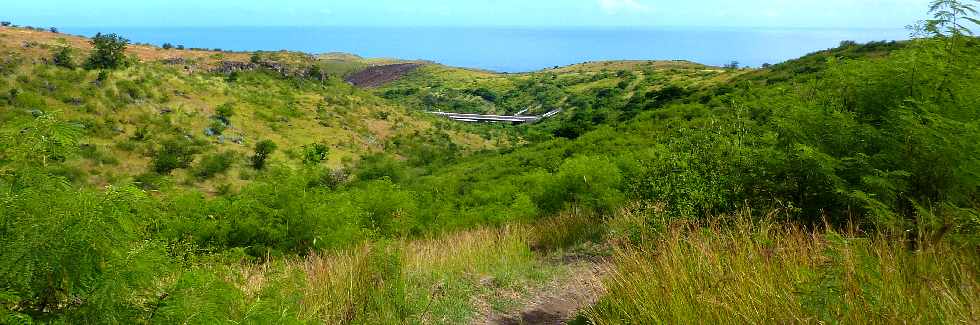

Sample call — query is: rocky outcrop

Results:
[212,61,258,74]
[207,60,301,77]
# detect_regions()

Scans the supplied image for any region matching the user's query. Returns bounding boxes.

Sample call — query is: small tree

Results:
[724,60,740,70]
[251,140,277,170]
[0,21,11,27]
[52,46,76,69]
[176,44,185,50]
[49,27,58,33]
[85,33,129,70]
[162,43,174,50]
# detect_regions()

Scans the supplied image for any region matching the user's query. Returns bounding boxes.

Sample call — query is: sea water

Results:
[61,26,909,72]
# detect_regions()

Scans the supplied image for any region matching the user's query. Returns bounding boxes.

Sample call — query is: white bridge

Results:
[429,109,562,124]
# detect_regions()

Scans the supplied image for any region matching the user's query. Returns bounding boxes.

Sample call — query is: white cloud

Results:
[598,0,652,14]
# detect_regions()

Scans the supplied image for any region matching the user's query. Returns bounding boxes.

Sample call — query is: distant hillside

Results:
[0,26,503,193]
[375,58,739,118]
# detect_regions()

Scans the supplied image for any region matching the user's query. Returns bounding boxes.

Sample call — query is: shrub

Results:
[51,46,76,69]
[355,154,407,182]
[0,22,11,27]
[215,102,235,124]
[85,33,129,70]
[162,43,174,50]
[133,172,169,190]
[555,156,624,213]
[251,139,277,170]
[48,27,58,33]
[0,160,170,322]
[193,151,236,180]
[301,143,329,165]
[95,70,111,87]
[151,138,200,174]
[207,119,227,136]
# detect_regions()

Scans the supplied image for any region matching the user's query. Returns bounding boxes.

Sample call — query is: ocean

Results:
[60,26,909,73]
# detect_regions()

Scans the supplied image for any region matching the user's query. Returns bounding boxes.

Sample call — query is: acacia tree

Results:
[927,0,980,37]
[920,0,980,90]
[85,33,129,70]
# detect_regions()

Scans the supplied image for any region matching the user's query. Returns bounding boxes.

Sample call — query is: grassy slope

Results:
[0,26,500,193]
[376,59,741,116]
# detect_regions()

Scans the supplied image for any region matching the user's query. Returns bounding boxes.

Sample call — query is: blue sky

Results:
[6,0,930,28]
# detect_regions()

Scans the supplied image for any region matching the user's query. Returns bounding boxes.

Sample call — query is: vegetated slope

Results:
[2,20,979,324]
[377,60,738,117]
[0,26,501,193]
[370,36,980,323]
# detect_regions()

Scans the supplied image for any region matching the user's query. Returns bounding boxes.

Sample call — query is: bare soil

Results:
[345,63,423,87]
[475,261,608,325]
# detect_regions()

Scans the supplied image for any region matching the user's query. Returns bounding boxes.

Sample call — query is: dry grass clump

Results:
[287,225,554,324]
[587,209,980,324]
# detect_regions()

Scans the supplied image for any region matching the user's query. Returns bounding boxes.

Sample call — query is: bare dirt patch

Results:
[345,63,423,87]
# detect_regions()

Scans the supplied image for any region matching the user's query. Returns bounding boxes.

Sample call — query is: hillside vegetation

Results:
[2,2,980,323]
[0,27,503,194]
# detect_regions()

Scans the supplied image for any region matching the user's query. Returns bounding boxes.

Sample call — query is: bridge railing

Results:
[429,109,561,124]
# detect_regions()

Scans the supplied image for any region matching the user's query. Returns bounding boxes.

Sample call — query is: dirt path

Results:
[475,260,608,325]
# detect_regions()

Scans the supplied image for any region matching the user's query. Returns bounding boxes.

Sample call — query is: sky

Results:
[5,0,931,29]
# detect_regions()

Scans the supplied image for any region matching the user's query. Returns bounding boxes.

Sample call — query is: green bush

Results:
[301,143,329,165]
[51,46,75,69]
[152,138,200,174]
[556,156,624,213]
[251,139,277,170]
[193,151,236,180]
[215,102,235,124]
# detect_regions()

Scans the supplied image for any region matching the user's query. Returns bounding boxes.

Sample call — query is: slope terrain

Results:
[0,27,501,193]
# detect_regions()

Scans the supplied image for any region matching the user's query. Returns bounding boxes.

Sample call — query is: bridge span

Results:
[429,109,561,124]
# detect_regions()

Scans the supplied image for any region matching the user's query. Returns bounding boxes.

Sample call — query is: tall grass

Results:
[586,209,980,324]
[274,226,557,324]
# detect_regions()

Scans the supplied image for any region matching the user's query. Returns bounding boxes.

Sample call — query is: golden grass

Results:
[244,225,558,324]
[586,209,980,324]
